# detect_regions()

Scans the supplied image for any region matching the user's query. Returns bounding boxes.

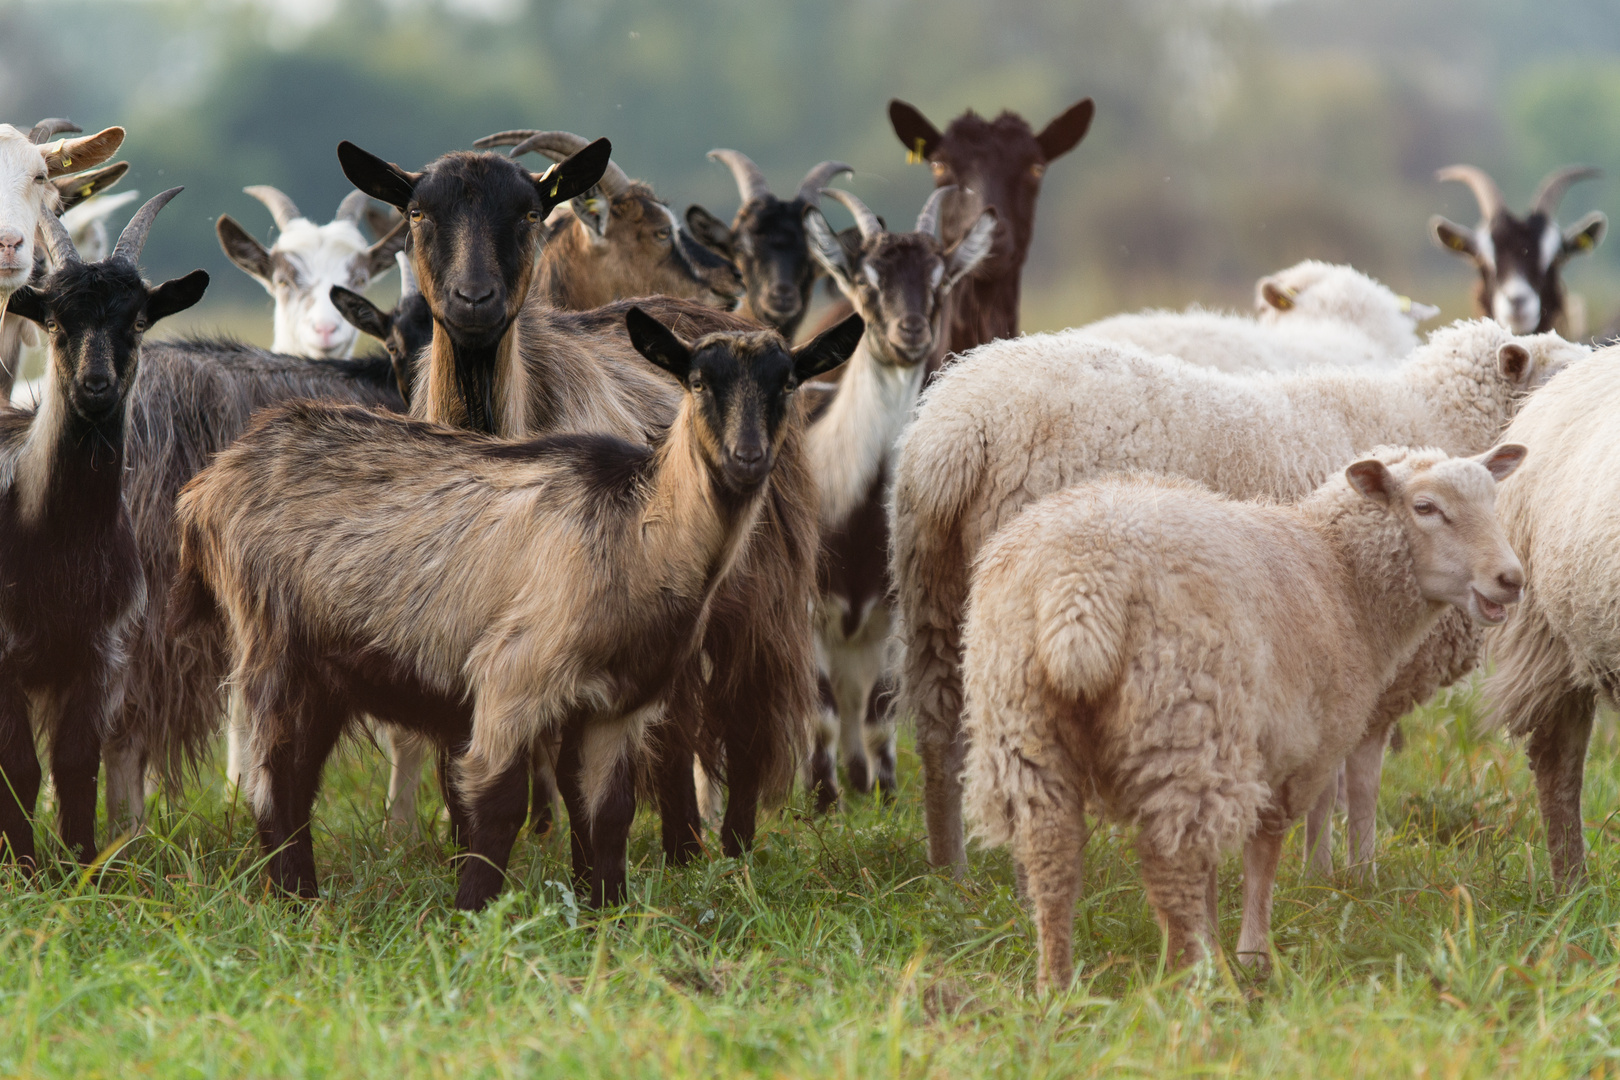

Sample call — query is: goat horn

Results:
[472,129,538,150]
[1532,165,1601,218]
[503,131,632,198]
[37,207,81,268]
[112,186,183,265]
[28,118,80,145]
[243,185,304,230]
[796,161,853,206]
[1435,165,1504,222]
[821,188,883,242]
[335,189,369,224]
[709,149,771,205]
[914,185,956,241]
[396,248,418,298]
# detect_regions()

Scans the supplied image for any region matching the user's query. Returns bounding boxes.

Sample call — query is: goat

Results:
[474,130,744,311]
[686,151,851,338]
[173,308,861,910]
[330,251,434,403]
[1431,165,1606,336]
[887,98,1094,356]
[797,185,996,809]
[339,138,827,862]
[0,190,208,867]
[216,186,407,359]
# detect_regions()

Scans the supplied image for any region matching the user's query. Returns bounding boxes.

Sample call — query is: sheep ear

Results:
[216,215,274,286]
[1431,216,1479,259]
[945,208,997,289]
[338,142,421,212]
[5,286,46,326]
[685,205,733,256]
[1477,443,1528,483]
[1497,342,1533,387]
[793,312,865,379]
[1035,98,1095,162]
[330,285,393,342]
[803,208,852,290]
[145,270,210,325]
[1345,459,1395,505]
[1259,279,1297,312]
[625,306,692,382]
[1561,211,1606,259]
[889,99,942,162]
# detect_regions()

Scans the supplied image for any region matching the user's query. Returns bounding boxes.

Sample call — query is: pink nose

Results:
[0,228,25,258]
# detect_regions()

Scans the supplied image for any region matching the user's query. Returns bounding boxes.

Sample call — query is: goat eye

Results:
[931,162,947,178]
[133,317,148,333]
[655,228,671,241]
[409,209,424,224]
[526,210,542,224]
[44,319,60,334]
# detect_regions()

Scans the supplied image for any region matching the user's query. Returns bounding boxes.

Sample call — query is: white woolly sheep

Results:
[963,445,1526,988]
[891,319,1585,874]
[1078,260,1439,375]
[1483,347,1620,890]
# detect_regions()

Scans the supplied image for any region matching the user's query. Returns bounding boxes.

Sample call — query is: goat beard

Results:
[454,352,500,434]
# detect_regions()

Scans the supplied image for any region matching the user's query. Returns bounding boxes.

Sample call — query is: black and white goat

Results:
[1431,164,1606,336]
[0,190,207,866]
[798,186,996,808]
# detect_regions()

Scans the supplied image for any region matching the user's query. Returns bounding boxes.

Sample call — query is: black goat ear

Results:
[625,306,692,382]
[534,137,612,212]
[145,270,210,325]
[793,312,865,379]
[4,286,46,326]
[1036,99,1095,162]
[330,285,393,342]
[338,142,421,212]
[216,215,275,285]
[684,205,733,256]
[53,161,129,211]
[1431,216,1478,259]
[889,99,942,162]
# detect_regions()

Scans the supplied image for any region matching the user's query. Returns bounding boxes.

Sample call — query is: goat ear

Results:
[803,208,852,289]
[534,137,612,212]
[1497,342,1534,387]
[625,306,692,381]
[945,208,998,289]
[4,286,46,326]
[1431,215,1478,259]
[366,217,410,278]
[570,194,610,241]
[338,142,421,212]
[216,215,275,285]
[685,205,733,256]
[793,312,865,379]
[41,126,124,178]
[53,161,129,211]
[145,270,210,325]
[1345,459,1395,505]
[1561,211,1606,259]
[330,285,393,342]
[1259,279,1297,312]
[889,99,942,162]
[1036,99,1095,162]
[1477,443,1528,483]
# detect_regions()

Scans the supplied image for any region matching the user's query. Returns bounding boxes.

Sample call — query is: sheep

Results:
[216,186,407,359]
[1078,260,1440,374]
[172,307,862,910]
[1482,349,1620,890]
[887,98,1094,354]
[1431,164,1606,337]
[963,445,1526,988]
[891,318,1586,872]
[340,136,829,861]
[474,130,744,311]
[796,185,997,808]
[0,190,208,866]
[685,151,852,338]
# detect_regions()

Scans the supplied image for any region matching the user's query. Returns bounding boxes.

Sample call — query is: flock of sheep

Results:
[0,96,1617,989]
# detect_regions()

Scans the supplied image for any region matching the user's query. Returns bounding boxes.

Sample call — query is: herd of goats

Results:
[2,93,1620,989]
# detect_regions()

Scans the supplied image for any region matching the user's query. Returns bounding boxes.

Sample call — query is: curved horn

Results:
[1435,165,1504,222]
[504,131,632,198]
[1532,165,1601,218]
[37,207,81,268]
[112,186,183,265]
[796,161,853,206]
[243,185,304,230]
[28,118,80,145]
[709,149,770,205]
[821,188,883,242]
[335,189,369,224]
[472,129,539,150]
[914,185,956,241]
[396,248,418,298]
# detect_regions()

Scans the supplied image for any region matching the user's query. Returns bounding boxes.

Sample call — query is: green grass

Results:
[4,687,1620,1078]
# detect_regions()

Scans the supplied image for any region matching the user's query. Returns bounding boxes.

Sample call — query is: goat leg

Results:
[719,725,761,858]
[253,684,344,899]
[452,754,529,912]
[554,724,593,891]
[529,738,559,838]
[808,672,839,813]
[48,679,108,864]
[649,724,701,866]
[865,672,899,803]
[589,753,637,908]
[0,680,40,869]
[436,740,471,850]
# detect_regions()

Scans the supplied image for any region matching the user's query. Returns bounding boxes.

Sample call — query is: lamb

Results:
[1482,349,1620,890]
[1078,260,1440,374]
[0,190,208,866]
[216,186,406,359]
[891,319,1585,872]
[962,445,1526,988]
[172,308,862,910]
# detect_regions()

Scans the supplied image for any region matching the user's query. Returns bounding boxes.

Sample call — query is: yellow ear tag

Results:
[79,184,92,198]
[551,180,560,197]
[60,154,71,170]
[1579,234,1594,249]
[1398,295,1413,313]
[906,136,927,165]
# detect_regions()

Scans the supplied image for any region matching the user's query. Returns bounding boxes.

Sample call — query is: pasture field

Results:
[2,686,1618,1079]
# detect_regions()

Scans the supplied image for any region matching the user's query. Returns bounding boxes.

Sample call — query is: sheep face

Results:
[0,124,124,294]
[1345,445,1526,626]
[1256,259,1439,347]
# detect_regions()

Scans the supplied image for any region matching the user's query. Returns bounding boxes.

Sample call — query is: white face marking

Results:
[862,262,881,289]
[928,262,944,291]
[1492,274,1540,334]
[0,125,57,294]
[262,217,372,358]
[1539,221,1562,272]
[1475,229,1497,272]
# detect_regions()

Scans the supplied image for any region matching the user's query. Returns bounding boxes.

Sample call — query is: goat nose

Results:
[768,283,797,305]
[80,373,112,396]
[454,285,496,307]
[0,228,23,251]
[732,445,764,465]
[898,314,927,337]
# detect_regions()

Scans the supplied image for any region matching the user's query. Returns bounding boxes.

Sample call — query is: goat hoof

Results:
[846,755,874,796]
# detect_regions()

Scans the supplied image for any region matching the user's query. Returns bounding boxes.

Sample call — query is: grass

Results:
[3,686,1619,1078]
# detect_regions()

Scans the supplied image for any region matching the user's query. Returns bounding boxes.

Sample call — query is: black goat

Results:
[330,250,435,403]
[0,189,207,866]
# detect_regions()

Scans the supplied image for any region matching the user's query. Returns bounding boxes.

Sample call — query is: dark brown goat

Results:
[887,98,1094,356]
